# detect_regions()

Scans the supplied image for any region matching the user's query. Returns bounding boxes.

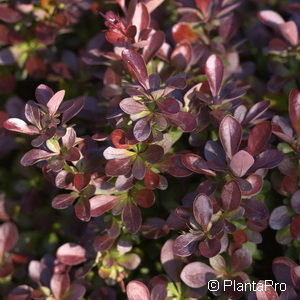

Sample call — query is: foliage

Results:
[0,0,300,299]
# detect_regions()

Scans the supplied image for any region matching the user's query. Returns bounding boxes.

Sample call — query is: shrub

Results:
[0,0,300,299]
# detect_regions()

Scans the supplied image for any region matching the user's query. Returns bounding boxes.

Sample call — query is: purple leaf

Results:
[165,154,193,177]
[107,223,121,238]
[134,118,151,141]
[52,194,77,210]
[165,112,197,132]
[205,54,224,97]
[105,157,132,177]
[229,150,254,177]
[242,174,263,196]
[131,3,150,39]
[103,147,135,160]
[204,140,227,168]
[134,189,155,208]
[291,266,300,289]
[247,121,272,156]
[221,180,241,211]
[289,88,300,138]
[231,248,252,272]
[142,217,169,239]
[160,239,184,282]
[61,97,85,124]
[279,286,298,300]
[272,116,294,144]
[35,84,54,105]
[273,257,296,286]
[28,260,42,284]
[89,195,119,217]
[198,238,222,258]
[181,153,216,176]
[278,21,298,46]
[291,190,300,214]
[25,101,40,128]
[61,127,76,149]
[234,105,247,122]
[156,97,180,114]
[122,203,142,234]
[142,145,164,163]
[166,73,186,90]
[171,42,192,70]
[93,234,115,252]
[257,10,285,28]
[193,194,213,230]
[180,262,216,288]
[132,157,146,180]
[65,283,86,300]
[269,206,291,230]
[20,149,56,166]
[149,74,161,90]
[143,30,165,64]
[255,280,279,300]
[173,233,200,257]
[50,273,70,300]
[119,253,141,270]
[47,90,65,115]
[126,281,150,300]
[56,243,87,266]
[251,149,283,170]
[75,198,91,222]
[115,174,134,191]
[219,115,242,159]
[4,118,39,134]
[122,49,149,89]
[243,101,270,125]
[290,215,300,241]
[7,285,33,300]
[242,198,269,222]
[64,147,81,162]
[120,98,147,114]
[150,284,167,300]
[0,222,18,258]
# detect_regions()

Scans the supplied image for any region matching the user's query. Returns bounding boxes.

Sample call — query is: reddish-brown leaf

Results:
[126,280,150,300]
[205,54,224,97]
[289,88,300,138]
[56,243,87,266]
[219,115,242,159]
[122,203,142,234]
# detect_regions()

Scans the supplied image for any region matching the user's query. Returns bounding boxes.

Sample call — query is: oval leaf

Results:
[193,194,213,230]
[89,195,119,217]
[180,262,216,288]
[0,222,18,257]
[56,243,87,266]
[52,194,77,210]
[219,115,242,159]
[122,203,142,234]
[221,180,241,211]
[247,121,272,156]
[289,88,300,138]
[205,54,224,97]
[4,118,39,134]
[229,150,254,177]
[122,49,149,89]
[126,281,150,300]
